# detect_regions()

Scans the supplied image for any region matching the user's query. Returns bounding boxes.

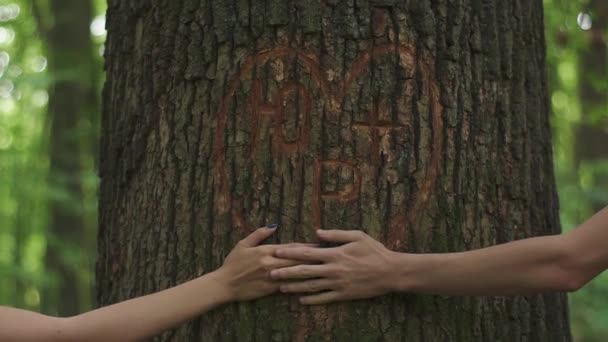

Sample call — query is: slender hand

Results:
[271,229,400,304]
[273,206,608,304]
[0,226,304,342]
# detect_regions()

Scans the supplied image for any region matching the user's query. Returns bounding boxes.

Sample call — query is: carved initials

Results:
[312,159,362,230]
[213,45,442,243]
[352,100,405,166]
[247,80,311,158]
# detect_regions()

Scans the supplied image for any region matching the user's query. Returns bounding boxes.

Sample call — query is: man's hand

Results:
[217,227,309,302]
[270,229,398,304]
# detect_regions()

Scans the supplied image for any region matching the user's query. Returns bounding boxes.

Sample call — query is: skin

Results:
[272,206,608,305]
[0,227,307,342]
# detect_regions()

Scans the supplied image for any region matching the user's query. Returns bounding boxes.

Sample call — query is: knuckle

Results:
[331,249,345,260]
[259,245,274,255]
[252,248,264,257]
[325,250,339,261]
[261,257,274,268]
[334,266,347,277]
[338,279,349,289]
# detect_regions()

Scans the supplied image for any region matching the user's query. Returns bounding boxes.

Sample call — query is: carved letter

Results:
[312,159,361,230]
[247,80,312,159]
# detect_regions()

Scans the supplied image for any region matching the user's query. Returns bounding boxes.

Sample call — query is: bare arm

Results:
[272,207,608,303]
[0,274,229,342]
[0,227,302,341]
[402,206,608,295]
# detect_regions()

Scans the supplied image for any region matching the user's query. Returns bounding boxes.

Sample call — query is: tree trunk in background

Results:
[98,0,571,340]
[42,0,97,316]
[576,0,608,213]
[12,159,27,309]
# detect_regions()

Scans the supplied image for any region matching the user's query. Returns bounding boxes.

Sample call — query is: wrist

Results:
[386,251,419,293]
[204,268,236,305]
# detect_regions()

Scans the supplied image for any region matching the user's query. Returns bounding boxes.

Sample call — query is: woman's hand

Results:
[0,226,308,342]
[270,229,399,304]
[217,226,309,302]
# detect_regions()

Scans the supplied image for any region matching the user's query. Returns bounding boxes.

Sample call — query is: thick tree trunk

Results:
[42,0,97,316]
[98,0,571,341]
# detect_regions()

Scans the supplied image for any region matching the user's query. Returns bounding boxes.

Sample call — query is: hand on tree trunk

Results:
[271,229,400,304]
[219,226,315,302]
[0,226,316,342]
[272,206,608,302]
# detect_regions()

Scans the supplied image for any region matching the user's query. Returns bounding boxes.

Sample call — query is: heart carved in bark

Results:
[212,43,443,250]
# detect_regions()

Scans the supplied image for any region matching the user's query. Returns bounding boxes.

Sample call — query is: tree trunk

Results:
[98,0,571,341]
[42,0,97,316]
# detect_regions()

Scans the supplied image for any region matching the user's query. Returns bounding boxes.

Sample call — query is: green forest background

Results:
[0,0,606,340]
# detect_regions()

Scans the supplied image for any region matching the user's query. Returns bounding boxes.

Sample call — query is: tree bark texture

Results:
[98,0,571,341]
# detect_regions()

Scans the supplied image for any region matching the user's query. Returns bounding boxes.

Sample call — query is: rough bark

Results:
[42,0,97,316]
[98,0,571,341]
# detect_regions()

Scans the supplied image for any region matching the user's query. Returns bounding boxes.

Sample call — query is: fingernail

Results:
[275,249,284,257]
[270,270,278,278]
[316,229,324,234]
[266,223,279,229]
[279,285,286,292]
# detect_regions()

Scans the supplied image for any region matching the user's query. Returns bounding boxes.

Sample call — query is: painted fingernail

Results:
[266,223,279,229]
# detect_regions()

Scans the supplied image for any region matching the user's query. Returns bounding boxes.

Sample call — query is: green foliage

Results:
[0,0,50,309]
[0,0,105,312]
[545,0,608,340]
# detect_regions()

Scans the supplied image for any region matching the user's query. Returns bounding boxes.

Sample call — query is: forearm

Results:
[392,234,576,296]
[1,227,283,341]
[66,270,231,341]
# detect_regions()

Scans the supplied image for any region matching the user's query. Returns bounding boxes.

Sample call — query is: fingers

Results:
[269,257,306,269]
[262,242,319,250]
[256,243,319,255]
[316,229,365,243]
[270,264,333,280]
[275,246,335,262]
[282,243,320,248]
[299,291,342,305]
[240,227,277,247]
[280,279,338,293]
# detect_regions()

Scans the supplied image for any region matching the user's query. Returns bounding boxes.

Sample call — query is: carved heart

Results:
[212,43,443,250]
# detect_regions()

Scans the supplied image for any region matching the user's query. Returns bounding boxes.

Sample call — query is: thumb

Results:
[240,226,277,247]
[316,229,364,243]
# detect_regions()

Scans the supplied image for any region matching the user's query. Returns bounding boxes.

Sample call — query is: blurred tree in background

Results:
[545,0,608,340]
[34,0,99,317]
[0,0,105,315]
[0,0,605,340]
